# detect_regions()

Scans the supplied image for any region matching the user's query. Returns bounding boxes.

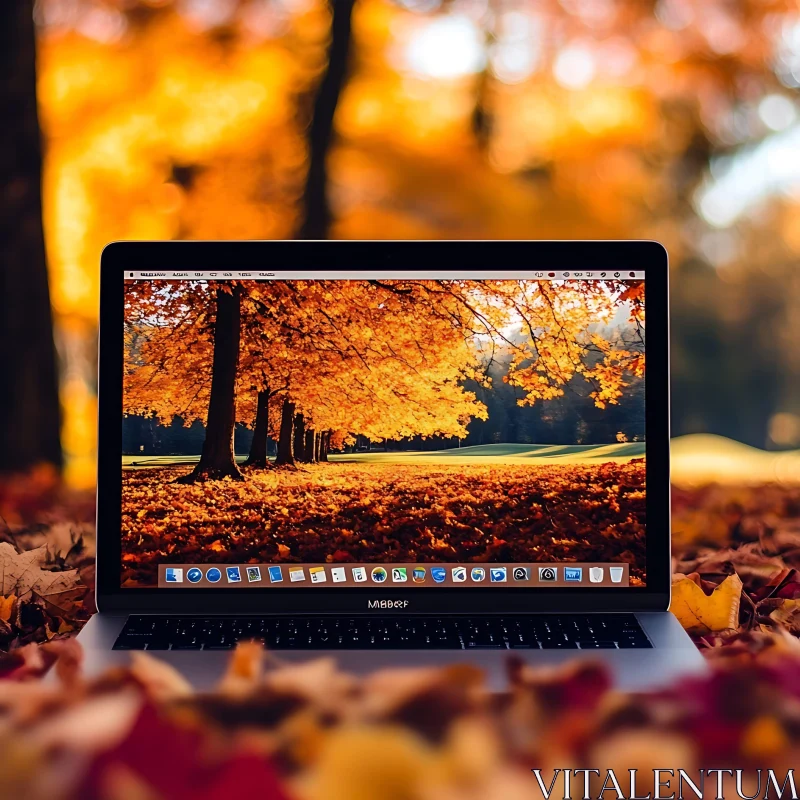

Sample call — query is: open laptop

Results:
[78,241,706,690]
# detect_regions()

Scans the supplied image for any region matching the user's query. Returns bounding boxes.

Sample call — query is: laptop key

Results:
[146,640,172,650]
[112,639,144,650]
[113,614,649,651]
[578,641,617,649]
[540,640,579,649]
[172,640,202,650]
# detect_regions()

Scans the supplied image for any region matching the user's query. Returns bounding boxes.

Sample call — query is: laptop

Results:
[79,240,707,691]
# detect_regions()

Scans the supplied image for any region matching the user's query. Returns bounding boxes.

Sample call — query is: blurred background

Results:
[3,0,800,488]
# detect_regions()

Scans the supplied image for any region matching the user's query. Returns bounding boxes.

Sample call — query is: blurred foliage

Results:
[6,472,800,794]
[33,0,800,484]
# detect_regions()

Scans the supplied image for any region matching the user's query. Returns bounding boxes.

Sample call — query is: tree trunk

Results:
[471,63,493,153]
[305,428,317,463]
[275,397,296,466]
[177,287,243,482]
[293,413,306,462]
[0,0,62,473]
[319,431,330,462]
[296,0,357,240]
[244,388,270,467]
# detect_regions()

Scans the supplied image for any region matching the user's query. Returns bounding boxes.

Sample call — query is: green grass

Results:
[330,442,645,466]
[122,442,644,469]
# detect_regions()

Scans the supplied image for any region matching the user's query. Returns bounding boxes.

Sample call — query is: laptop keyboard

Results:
[113,614,651,651]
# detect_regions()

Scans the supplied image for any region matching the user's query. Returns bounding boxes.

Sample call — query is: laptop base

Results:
[78,611,707,692]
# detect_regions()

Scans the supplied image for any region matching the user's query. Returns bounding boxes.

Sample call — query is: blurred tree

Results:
[13,0,800,482]
[298,0,357,239]
[0,0,61,473]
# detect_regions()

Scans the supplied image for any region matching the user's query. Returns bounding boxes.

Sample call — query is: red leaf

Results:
[80,704,289,800]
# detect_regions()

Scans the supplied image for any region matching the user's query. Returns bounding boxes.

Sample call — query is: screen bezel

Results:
[97,240,670,614]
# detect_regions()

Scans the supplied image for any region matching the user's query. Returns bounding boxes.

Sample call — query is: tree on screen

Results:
[124,281,246,481]
[123,278,644,480]
[243,278,489,467]
[177,284,244,482]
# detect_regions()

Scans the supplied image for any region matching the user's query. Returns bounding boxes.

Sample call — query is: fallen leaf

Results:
[34,691,144,753]
[767,600,800,636]
[0,542,81,599]
[129,652,194,702]
[304,725,435,800]
[0,643,49,681]
[740,715,788,760]
[79,704,289,800]
[32,587,87,620]
[217,641,266,697]
[671,572,743,635]
[0,595,15,623]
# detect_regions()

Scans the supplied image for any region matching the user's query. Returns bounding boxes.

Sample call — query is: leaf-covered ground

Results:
[671,484,800,654]
[6,473,800,795]
[120,461,647,586]
[0,468,95,651]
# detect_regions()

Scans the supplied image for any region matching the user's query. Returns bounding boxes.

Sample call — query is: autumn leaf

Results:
[0,543,81,599]
[129,651,194,702]
[0,595,14,624]
[766,600,800,636]
[79,704,289,800]
[671,573,743,636]
[304,725,436,800]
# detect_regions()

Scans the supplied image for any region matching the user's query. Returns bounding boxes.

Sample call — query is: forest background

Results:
[3,4,800,783]
[3,0,800,488]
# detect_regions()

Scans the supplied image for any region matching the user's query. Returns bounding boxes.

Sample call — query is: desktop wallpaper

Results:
[121,277,646,585]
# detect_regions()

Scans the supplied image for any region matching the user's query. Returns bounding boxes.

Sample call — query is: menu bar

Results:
[126,270,645,281]
[157,562,630,588]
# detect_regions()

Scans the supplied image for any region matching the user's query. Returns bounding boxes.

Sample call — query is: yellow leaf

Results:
[768,598,800,634]
[129,651,194,701]
[671,573,742,635]
[0,594,15,622]
[741,716,788,760]
[57,619,75,634]
[305,726,435,800]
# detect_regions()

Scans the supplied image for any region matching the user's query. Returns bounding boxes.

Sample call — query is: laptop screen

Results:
[122,271,645,590]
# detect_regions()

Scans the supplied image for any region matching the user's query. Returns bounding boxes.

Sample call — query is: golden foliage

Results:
[124,278,644,445]
[671,573,743,636]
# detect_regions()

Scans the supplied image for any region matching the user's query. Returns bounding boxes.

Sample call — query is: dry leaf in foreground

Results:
[670,573,743,636]
[1,640,800,800]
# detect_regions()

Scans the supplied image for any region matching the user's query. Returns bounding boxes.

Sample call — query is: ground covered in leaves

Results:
[120,461,647,586]
[1,469,96,651]
[671,484,800,652]
[5,473,800,796]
